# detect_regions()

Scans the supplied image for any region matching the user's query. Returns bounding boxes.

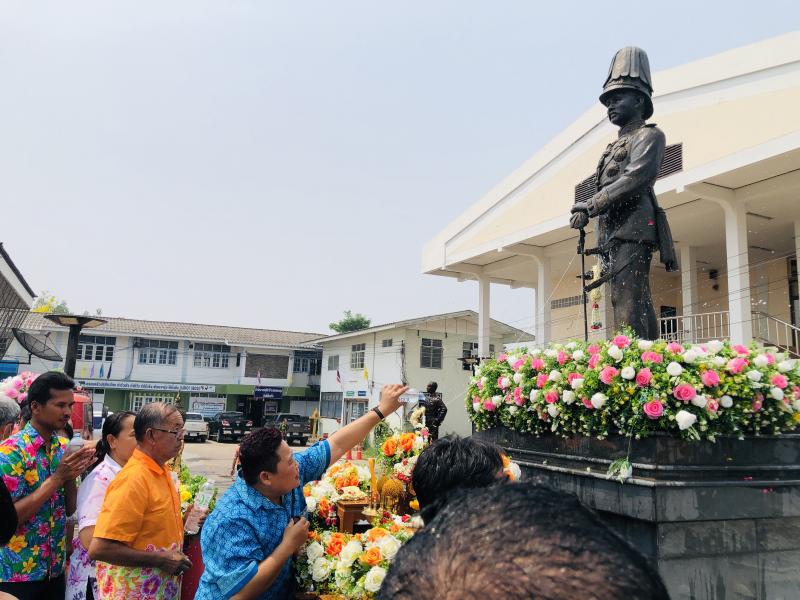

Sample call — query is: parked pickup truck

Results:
[183,412,209,443]
[265,413,311,446]
[208,411,253,442]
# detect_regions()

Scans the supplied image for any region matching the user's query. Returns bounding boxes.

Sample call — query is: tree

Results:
[31,292,70,315]
[329,310,371,334]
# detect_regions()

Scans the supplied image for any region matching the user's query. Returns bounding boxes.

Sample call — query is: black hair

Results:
[412,435,503,522]
[63,422,74,440]
[134,402,178,442]
[26,371,75,407]
[378,482,670,600]
[0,476,17,546]
[93,411,136,468]
[239,427,283,485]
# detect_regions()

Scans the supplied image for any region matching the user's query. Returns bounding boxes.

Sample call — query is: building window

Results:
[138,339,178,366]
[350,344,366,369]
[193,343,230,369]
[382,339,393,348]
[77,335,116,362]
[461,342,495,370]
[293,357,309,373]
[420,338,443,369]
[327,355,339,371]
[129,393,176,412]
[320,392,343,419]
[310,358,321,375]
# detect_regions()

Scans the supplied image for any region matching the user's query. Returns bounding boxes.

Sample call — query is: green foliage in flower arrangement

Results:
[467,333,800,442]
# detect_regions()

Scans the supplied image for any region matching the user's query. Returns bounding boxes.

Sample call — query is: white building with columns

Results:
[423,33,800,353]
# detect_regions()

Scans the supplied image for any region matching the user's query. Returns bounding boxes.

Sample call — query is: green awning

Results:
[283,386,320,399]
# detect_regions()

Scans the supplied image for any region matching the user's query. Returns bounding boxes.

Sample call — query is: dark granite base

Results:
[473,428,800,600]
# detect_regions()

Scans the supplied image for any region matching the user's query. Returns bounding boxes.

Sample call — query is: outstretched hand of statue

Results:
[570,210,589,229]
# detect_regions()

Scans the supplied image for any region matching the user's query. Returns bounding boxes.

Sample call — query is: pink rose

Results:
[17,393,26,404]
[673,383,696,402]
[483,400,496,412]
[599,366,619,385]
[766,353,776,365]
[497,353,508,362]
[587,344,601,355]
[531,358,545,371]
[12,379,23,389]
[476,380,484,390]
[612,335,630,349]
[567,372,582,384]
[643,400,664,419]
[752,396,763,412]
[771,374,788,389]
[666,342,684,354]
[641,351,663,364]
[536,373,549,388]
[581,396,593,409]
[512,358,526,371]
[726,358,748,374]
[5,389,18,400]
[513,387,524,406]
[635,368,653,387]
[732,345,749,356]
[588,354,601,369]
[701,370,721,387]
[544,390,559,404]
[557,351,568,366]
[706,399,719,413]
[793,386,800,400]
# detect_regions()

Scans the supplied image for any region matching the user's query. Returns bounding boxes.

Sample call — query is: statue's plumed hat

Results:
[600,46,654,119]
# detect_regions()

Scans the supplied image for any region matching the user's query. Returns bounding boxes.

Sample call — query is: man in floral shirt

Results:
[0,371,95,600]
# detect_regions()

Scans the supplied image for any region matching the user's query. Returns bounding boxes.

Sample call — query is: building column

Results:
[794,221,800,306]
[478,276,491,357]
[535,258,552,347]
[680,246,699,343]
[722,201,752,343]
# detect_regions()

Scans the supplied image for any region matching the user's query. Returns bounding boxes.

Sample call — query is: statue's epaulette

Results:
[645,123,658,128]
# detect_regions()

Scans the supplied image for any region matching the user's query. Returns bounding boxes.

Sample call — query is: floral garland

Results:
[297,524,413,598]
[467,335,800,442]
[378,430,428,480]
[0,372,38,406]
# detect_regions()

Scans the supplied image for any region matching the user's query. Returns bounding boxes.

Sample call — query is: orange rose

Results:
[303,485,312,497]
[399,433,415,453]
[501,454,511,468]
[318,498,331,515]
[366,527,389,543]
[390,523,400,533]
[326,538,344,556]
[308,530,320,541]
[360,546,382,566]
[382,438,398,456]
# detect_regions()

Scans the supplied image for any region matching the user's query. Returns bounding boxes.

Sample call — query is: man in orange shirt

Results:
[89,403,192,599]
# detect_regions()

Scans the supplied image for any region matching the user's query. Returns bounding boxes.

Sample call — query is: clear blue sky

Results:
[1,2,796,335]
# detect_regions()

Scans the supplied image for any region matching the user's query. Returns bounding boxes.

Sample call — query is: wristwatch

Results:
[372,407,385,420]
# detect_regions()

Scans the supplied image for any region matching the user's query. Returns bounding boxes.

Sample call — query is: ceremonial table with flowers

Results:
[468,334,800,599]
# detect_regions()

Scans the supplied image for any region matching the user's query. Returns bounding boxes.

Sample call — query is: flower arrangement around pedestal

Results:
[0,372,38,406]
[467,335,800,442]
[296,523,413,599]
[304,461,371,523]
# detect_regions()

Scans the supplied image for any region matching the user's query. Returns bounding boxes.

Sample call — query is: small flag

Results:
[106,362,113,379]
[90,363,95,378]
[99,364,105,378]
[363,367,369,381]
[80,366,87,378]
[257,370,261,385]
[336,369,341,384]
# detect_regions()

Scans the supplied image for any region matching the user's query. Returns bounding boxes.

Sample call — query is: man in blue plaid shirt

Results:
[196,384,407,600]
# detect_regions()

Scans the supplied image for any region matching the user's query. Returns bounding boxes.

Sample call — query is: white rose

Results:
[691,394,707,408]
[339,540,363,566]
[566,341,577,350]
[778,360,796,373]
[562,390,576,405]
[507,355,519,366]
[753,355,769,368]
[334,565,352,590]
[507,462,522,480]
[508,405,518,415]
[792,399,800,412]
[683,350,698,364]
[637,340,653,351]
[746,370,762,382]
[548,370,561,382]
[720,395,734,408]
[480,377,488,386]
[608,345,623,362]
[547,404,560,418]
[492,395,503,405]
[530,389,541,401]
[378,535,402,560]
[472,402,481,413]
[621,366,636,380]
[590,393,607,409]
[364,566,388,593]
[707,340,724,354]
[306,541,324,562]
[513,372,523,384]
[676,410,697,430]
[713,356,726,367]
[572,350,585,361]
[500,377,511,389]
[570,378,584,391]
[305,496,317,512]
[412,435,425,451]
[531,348,542,356]
[667,362,683,377]
[311,557,332,582]
[474,367,482,377]
[544,349,557,358]
[770,387,785,401]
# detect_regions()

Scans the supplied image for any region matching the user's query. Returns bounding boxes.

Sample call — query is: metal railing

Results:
[657,311,730,344]
[752,311,800,357]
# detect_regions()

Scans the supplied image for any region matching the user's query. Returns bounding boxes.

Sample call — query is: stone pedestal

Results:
[473,428,800,600]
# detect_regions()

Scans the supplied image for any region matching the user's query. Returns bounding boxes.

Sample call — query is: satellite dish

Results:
[12,329,63,362]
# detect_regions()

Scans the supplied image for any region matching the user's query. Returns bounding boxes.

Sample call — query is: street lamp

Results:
[44,314,107,378]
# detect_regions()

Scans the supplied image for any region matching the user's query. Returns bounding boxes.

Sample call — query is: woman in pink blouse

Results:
[67,411,136,600]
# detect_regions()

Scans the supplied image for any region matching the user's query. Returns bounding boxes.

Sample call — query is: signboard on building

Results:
[254,386,283,399]
[357,390,367,397]
[76,380,216,393]
[189,396,226,418]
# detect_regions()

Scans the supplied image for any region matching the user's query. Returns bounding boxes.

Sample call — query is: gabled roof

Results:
[21,313,323,350]
[314,310,532,343]
[0,243,35,306]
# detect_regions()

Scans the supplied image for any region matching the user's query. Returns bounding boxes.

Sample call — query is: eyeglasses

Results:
[151,427,185,438]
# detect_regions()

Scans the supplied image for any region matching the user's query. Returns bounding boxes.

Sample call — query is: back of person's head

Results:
[412,435,503,521]
[0,477,17,546]
[0,398,20,439]
[239,427,283,485]
[26,371,74,407]
[379,482,670,600]
[134,402,178,442]
[94,411,136,467]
